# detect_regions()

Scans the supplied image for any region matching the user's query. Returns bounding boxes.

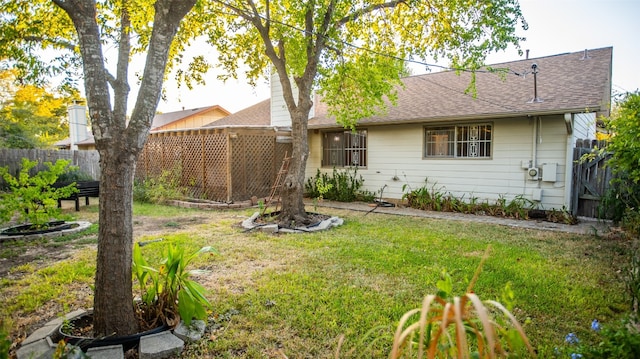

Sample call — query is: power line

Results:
[213,3,527,78]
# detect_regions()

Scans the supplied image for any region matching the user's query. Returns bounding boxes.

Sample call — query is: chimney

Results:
[270,70,314,127]
[68,104,89,150]
[526,49,529,59]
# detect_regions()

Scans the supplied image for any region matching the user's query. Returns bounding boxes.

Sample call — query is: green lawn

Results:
[0,203,631,358]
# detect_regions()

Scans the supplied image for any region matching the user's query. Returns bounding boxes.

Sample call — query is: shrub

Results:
[402,179,537,220]
[305,167,375,202]
[133,170,185,204]
[132,242,218,328]
[0,158,78,227]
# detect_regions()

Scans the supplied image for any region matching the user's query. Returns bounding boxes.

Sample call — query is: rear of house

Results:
[306,47,612,211]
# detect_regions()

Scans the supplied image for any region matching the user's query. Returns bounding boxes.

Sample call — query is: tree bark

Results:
[280,106,311,225]
[53,0,196,337]
[93,147,138,335]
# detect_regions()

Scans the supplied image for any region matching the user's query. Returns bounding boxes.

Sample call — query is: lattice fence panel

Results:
[162,135,183,176]
[231,135,276,201]
[137,128,291,202]
[202,133,228,201]
[138,136,165,179]
[180,133,205,199]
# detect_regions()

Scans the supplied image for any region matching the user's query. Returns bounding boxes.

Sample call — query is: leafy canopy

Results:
[606,91,640,183]
[204,0,527,127]
[0,71,79,148]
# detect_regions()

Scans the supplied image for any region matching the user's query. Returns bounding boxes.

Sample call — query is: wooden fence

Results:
[136,127,292,202]
[571,139,612,218]
[0,148,100,180]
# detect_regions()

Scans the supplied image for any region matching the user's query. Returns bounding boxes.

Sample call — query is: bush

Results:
[133,170,185,204]
[0,158,78,227]
[402,179,537,220]
[305,167,375,202]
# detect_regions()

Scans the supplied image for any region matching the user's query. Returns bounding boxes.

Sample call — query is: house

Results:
[56,105,231,150]
[210,47,612,212]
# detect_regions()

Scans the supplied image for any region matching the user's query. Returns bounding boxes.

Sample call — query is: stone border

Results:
[167,199,254,210]
[0,221,92,242]
[17,309,205,359]
[241,212,344,233]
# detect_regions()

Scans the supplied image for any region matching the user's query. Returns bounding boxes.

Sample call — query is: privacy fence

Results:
[0,148,100,180]
[136,127,292,202]
[571,139,612,218]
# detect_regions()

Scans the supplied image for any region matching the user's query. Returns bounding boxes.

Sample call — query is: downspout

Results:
[531,116,538,170]
[563,113,574,210]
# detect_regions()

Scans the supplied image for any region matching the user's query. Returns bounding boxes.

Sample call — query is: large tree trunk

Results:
[93,146,138,336]
[280,107,310,225]
[53,0,197,337]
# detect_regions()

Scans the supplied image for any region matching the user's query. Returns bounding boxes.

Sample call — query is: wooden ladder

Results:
[262,152,291,215]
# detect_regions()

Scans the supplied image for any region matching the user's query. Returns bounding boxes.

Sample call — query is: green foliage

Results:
[0,158,78,226]
[607,91,640,184]
[205,0,526,129]
[0,74,80,148]
[583,319,640,358]
[305,167,375,202]
[402,179,536,220]
[132,242,218,327]
[0,327,9,359]
[56,168,95,184]
[597,92,640,234]
[133,170,185,204]
[387,248,535,358]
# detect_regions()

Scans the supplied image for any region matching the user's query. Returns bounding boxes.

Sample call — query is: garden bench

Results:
[55,181,100,211]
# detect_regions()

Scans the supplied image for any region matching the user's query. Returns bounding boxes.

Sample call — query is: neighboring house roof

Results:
[57,105,232,147]
[151,105,231,130]
[209,47,612,129]
[204,99,271,127]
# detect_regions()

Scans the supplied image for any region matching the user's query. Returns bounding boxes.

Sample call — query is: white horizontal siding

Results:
[573,113,596,140]
[307,115,572,210]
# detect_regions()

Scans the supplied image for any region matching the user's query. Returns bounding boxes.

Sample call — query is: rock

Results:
[173,320,206,342]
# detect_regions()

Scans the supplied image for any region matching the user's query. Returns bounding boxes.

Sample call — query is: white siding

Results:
[573,113,596,140]
[270,71,314,127]
[307,115,572,210]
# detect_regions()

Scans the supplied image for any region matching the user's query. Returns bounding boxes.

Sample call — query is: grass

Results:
[0,203,632,358]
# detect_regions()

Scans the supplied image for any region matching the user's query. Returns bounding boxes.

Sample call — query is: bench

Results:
[56,181,100,211]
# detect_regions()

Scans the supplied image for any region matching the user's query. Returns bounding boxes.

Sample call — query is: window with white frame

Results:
[322,130,367,167]
[424,124,492,158]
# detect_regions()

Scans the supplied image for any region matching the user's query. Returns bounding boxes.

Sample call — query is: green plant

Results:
[388,248,535,358]
[305,167,374,202]
[132,242,218,328]
[133,169,185,204]
[0,158,78,227]
[0,327,9,359]
[53,340,89,359]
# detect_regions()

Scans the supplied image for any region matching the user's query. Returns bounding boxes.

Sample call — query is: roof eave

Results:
[308,106,604,129]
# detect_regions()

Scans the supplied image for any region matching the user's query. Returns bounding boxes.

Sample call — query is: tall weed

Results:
[305,167,375,202]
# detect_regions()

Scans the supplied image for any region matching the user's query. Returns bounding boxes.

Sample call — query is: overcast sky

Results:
[154,0,639,114]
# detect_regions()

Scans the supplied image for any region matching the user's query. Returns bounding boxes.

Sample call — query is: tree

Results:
[204,0,527,224]
[607,91,640,184]
[601,91,640,234]
[0,72,79,148]
[0,0,197,336]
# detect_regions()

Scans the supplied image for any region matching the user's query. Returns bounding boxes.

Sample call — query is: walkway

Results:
[309,200,612,236]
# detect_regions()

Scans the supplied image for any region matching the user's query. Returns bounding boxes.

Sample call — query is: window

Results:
[322,130,367,167]
[424,124,492,158]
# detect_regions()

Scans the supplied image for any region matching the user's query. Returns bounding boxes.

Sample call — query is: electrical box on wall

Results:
[542,163,558,182]
[527,167,540,180]
[531,188,542,201]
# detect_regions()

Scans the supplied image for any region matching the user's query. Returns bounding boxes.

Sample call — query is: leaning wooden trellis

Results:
[261,151,290,215]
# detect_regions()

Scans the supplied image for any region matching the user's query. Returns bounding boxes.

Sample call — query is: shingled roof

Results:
[152,105,230,130]
[205,47,612,129]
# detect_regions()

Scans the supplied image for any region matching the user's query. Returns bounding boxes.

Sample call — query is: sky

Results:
[154,0,640,114]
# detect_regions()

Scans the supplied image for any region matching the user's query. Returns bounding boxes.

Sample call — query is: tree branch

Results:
[335,0,406,27]
[22,36,76,51]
